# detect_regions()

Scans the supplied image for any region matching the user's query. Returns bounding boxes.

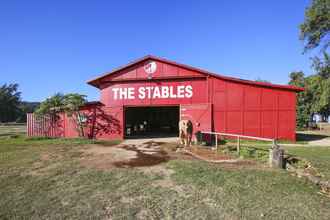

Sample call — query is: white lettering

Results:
[161,86,169,98]
[128,88,135,99]
[119,88,127,99]
[145,87,152,99]
[112,85,193,100]
[153,86,161,98]
[112,88,119,100]
[138,87,145,99]
[177,85,185,98]
[169,86,177,98]
[185,85,193,98]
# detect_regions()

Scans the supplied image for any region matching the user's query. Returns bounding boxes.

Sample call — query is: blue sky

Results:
[0,0,316,102]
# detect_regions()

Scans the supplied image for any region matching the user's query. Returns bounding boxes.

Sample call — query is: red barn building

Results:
[27,55,303,141]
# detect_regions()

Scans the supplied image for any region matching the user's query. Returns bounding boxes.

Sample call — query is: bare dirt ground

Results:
[80,140,180,170]
[79,139,262,173]
[79,140,195,196]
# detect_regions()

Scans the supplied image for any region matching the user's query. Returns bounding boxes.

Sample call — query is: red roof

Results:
[87,55,304,92]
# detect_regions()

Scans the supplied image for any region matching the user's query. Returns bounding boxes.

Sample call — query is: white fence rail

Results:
[201,131,277,154]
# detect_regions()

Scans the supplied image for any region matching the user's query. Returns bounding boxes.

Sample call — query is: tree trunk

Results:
[76,112,85,137]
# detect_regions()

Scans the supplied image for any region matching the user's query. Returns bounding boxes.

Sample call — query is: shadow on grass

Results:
[0,133,14,137]
[296,133,329,142]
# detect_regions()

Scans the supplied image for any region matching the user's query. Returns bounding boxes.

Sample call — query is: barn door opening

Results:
[124,106,179,138]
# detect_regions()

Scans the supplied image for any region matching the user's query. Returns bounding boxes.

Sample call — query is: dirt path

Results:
[121,137,178,145]
[279,138,330,147]
[308,137,330,146]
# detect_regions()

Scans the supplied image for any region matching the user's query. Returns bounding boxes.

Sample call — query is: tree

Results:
[312,52,330,78]
[289,71,312,128]
[0,83,22,123]
[35,93,87,137]
[310,52,330,121]
[289,69,330,127]
[300,0,330,52]
[34,93,65,136]
[62,93,87,137]
[307,75,330,122]
[296,0,330,127]
[35,93,65,118]
[17,101,40,122]
[289,71,305,87]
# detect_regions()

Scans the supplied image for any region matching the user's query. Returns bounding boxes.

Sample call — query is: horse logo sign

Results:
[144,61,157,79]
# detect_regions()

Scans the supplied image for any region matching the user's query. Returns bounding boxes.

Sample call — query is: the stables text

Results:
[111,85,193,100]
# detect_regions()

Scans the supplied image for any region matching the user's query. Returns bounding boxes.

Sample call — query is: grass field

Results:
[0,124,26,137]
[285,146,330,180]
[1,126,330,219]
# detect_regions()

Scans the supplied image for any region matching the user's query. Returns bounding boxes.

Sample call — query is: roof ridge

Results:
[87,55,304,92]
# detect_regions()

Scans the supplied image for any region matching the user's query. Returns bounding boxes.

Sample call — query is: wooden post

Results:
[269,145,284,169]
[215,134,218,151]
[237,136,240,155]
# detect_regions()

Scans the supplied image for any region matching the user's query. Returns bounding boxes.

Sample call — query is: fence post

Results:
[269,143,284,169]
[237,136,240,155]
[272,139,277,147]
[215,134,218,151]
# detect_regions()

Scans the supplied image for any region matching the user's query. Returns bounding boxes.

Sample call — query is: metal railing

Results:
[201,131,277,154]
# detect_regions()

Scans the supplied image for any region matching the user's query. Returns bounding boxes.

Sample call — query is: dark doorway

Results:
[124,106,179,138]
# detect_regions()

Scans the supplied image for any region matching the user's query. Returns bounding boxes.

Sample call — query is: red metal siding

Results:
[100,60,205,82]
[63,114,79,138]
[180,103,212,139]
[211,77,297,141]
[95,106,123,140]
[27,113,65,137]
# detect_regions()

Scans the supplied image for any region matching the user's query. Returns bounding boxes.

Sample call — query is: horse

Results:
[178,119,193,147]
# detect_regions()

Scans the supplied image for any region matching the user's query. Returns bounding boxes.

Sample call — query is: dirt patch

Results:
[80,145,138,170]
[80,141,174,170]
[80,141,260,171]
[112,145,170,168]
[40,153,51,161]
[83,145,138,160]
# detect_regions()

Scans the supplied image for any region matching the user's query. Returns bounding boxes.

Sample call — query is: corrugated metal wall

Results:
[210,77,296,140]
[27,113,65,137]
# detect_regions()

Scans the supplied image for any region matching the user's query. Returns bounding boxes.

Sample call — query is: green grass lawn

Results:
[285,146,330,180]
[0,128,330,219]
[223,143,330,180]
